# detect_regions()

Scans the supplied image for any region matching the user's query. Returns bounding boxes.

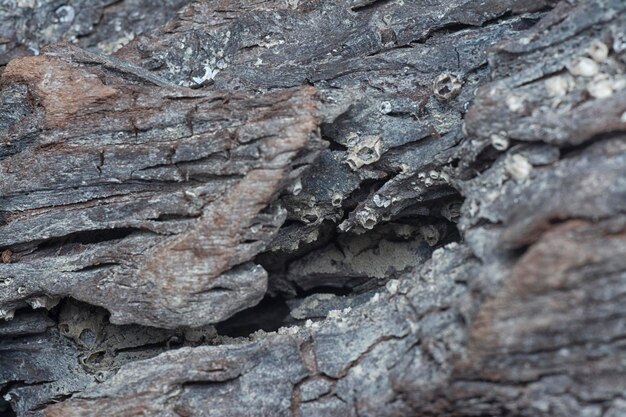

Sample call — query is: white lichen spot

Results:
[441,201,462,222]
[166,60,182,75]
[355,208,377,230]
[55,5,75,23]
[278,325,299,336]
[327,309,342,319]
[433,73,462,100]
[27,297,47,309]
[613,77,626,92]
[331,192,343,207]
[505,154,532,181]
[291,179,303,196]
[385,279,399,295]
[116,31,135,49]
[305,319,313,328]
[505,94,525,112]
[612,30,626,53]
[461,121,469,137]
[28,44,39,55]
[338,220,352,232]
[192,60,221,85]
[446,242,459,250]
[428,170,439,180]
[259,35,285,48]
[567,57,599,77]
[345,136,383,170]
[378,101,392,114]
[587,76,614,99]
[420,225,440,246]
[587,40,609,63]
[467,199,479,217]
[301,207,320,224]
[0,308,15,320]
[545,75,573,97]
[183,190,199,201]
[370,292,381,303]
[373,194,391,208]
[490,134,509,151]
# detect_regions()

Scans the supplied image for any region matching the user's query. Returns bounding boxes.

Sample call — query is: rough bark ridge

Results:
[0,44,323,328]
[1,0,625,416]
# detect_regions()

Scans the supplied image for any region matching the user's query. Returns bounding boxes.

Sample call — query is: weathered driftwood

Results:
[110,0,558,297]
[0,44,323,328]
[1,0,625,416]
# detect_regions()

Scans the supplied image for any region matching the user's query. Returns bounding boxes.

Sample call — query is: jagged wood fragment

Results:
[1,0,626,416]
[39,2,626,416]
[0,45,323,328]
[46,210,626,417]
[115,0,554,241]
[0,299,209,415]
[43,141,626,416]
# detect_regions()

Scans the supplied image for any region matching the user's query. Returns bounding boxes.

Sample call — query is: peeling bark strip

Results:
[0,45,323,328]
[1,0,626,416]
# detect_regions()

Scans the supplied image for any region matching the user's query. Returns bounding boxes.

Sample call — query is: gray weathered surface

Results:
[0,44,323,328]
[1,0,625,416]
[0,0,191,65]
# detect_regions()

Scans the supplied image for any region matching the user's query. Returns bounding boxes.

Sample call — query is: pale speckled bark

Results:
[0,44,323,328]
[0,0,192,64]
[1,0,625,416]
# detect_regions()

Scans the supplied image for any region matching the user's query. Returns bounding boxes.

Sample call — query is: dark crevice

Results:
[0,380,55,417]
[342,177,391,211]
[559,131,626,160]
[215,296,291,337]
[246,183,465,336]
[152,212,201,222]
[113,338,179,355]
[71,262,121,273]
[351,0,394,13]
[0,404,16,417]
[295,285,352,298]
[410,11,517,47]
[182,376,240,389]
[257,220,338,277]
[29,393,75,413]
[33,227,142,252]
[325,138,348,152]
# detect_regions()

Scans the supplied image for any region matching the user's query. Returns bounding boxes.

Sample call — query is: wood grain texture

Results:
[1,0,625,416]
[0,44,323,328]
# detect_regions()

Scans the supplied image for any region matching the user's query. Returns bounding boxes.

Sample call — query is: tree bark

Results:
[1,0,625,416]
